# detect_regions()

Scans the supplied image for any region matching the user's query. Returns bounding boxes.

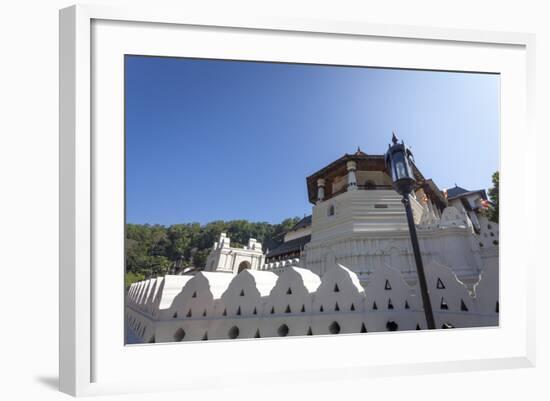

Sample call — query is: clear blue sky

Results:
[125,55,499,226]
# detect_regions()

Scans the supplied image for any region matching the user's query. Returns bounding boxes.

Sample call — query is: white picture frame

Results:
[59,3,536,397]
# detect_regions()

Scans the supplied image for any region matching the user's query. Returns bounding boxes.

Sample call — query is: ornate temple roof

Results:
[447,185,488,201]
[289,215,312,231]
[446,185,469,198]
[305,151,426,204]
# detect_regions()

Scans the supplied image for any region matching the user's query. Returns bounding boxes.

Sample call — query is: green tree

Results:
[125,217,303,278]
[167,224,193,260]
[488,171,499,223]
[125,271,145,288]
[192,249,210,268]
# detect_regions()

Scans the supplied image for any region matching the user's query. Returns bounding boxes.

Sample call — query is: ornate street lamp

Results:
[385,132,436,329]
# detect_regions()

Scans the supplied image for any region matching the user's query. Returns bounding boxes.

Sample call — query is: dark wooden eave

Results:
[422,179,449,210]
[266,235,311,259]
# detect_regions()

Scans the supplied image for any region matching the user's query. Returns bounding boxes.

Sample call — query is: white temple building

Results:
[126,147,499,343]
[204,234,265,273]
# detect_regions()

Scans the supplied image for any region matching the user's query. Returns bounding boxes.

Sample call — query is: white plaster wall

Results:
[311,264,366,334]
[364,264,421,331]
[304,203,488,288]
[472,262,499,318]
[477,215,500,248]
[311,190,410,245]
[155,275,194,319]
[422,261,479,328]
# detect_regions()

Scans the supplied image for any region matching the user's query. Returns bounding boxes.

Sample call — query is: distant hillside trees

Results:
[125,218,300,286]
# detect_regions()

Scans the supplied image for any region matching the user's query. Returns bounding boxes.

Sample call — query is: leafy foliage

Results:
[125,271,145,288]
[125,217,301,285]
[488,171,499,223]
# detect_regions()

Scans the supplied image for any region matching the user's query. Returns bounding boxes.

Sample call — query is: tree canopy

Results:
[488,171,499,223]
[125,217,301,286]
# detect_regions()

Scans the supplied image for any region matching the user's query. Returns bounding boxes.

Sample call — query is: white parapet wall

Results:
[126,259,499,343]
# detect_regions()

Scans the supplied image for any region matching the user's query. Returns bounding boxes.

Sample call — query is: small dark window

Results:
[386,321,399,331]
[440,297,449,310]
[384,280,392,290]
[350,303,355,311]
[329,321,341,335]
[277,324,289,337]
[173,328,186,342]
[334,302,340,312]
[286,287,292,295]
[307,327,313,335]
[320,305,324,312]
[496,301,499,313]
[388,299,394,309]
[460,299,469,311]
[372,301,378,310]
[405,300,410,309]
[253,307,257,315]
[172,311,178,319]
[493,240,499,245]
[239,289,245,296]
[236,306,241,316]
[479,242,484,247]
[328,205,335,216]
[416,324,421,330]
[254,329,261,338]
[228,326,240,339]
[301,304,306,313]
[334,283,340,292]
[270,306,275,314]
[436,278,445,289]
[192,291,197,298]
[222,308,227,316]
[202,332,208,341]
[285,305,291,313]
[360,323,367,333]
[186,309,192,317]
[202,309,207,317]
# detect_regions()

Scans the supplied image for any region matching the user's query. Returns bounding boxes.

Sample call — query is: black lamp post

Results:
[385,133,436,330]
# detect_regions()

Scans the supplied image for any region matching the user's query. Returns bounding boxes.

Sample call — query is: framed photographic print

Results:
[59,3,536,397]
